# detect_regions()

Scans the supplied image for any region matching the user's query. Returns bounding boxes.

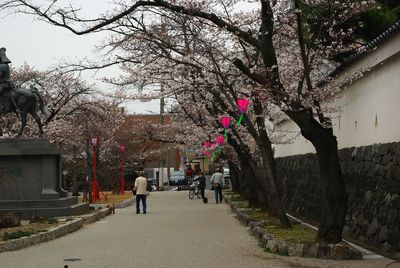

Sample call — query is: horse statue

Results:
[0,86,47,137]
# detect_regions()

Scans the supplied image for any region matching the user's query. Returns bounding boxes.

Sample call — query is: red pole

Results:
[119,144,126,195]
[92,145,98,202]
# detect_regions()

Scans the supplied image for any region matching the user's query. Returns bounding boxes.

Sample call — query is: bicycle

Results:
[188,181,202,199]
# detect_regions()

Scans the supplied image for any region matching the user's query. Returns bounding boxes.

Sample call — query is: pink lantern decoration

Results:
[210,143,218,151]
[216,135,224,154]
[237,99,249,113]
[221,116,231,129]
[216,135,225,145]
[221,116,231,139]
[237,98,249,126]
[203,150,211,158]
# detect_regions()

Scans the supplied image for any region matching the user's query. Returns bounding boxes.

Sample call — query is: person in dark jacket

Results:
[193,172,206,199]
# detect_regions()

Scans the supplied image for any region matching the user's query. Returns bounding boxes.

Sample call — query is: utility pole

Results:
[167,143,170,183]
[84,119,92,203]
[159,84,165,190]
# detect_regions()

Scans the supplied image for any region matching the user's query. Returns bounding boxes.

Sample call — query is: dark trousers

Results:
[214,185,223,203]
[136,194,147,213]
[200,186,205,199]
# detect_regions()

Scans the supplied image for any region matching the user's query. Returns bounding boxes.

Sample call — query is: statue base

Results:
[0,138,88,219]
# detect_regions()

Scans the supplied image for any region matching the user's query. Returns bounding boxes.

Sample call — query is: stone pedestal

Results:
[0,138,88,220]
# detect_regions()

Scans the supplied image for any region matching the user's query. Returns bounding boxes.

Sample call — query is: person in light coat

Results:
[134,171,148,214]
[210,168,224,204]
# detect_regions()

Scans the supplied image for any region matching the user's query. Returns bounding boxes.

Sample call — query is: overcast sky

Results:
[1,0,160,114]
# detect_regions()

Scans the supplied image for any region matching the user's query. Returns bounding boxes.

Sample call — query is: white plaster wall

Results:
[273,119,315,156]
[274,34,400,157]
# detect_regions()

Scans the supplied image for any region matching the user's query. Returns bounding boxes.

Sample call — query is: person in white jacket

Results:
[210,168,224,204]
[134,171,148,214]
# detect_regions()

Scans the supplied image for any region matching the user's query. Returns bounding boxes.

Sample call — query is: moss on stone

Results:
[266,223,316,244]
[237,202,250,208]
[249,210,280,225]
[229,195,245,202]
[247,210,316,243]
[223,190,235,195]
[46,218,59,224]
[249,210,270,221]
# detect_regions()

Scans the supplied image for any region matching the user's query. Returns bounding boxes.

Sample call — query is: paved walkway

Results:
[0,191,398,268]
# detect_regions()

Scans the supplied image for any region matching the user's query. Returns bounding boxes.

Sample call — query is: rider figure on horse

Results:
[0,47,19,111]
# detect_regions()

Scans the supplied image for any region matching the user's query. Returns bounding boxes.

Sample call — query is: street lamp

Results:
[119,144,126,195]
[91,137,100,202]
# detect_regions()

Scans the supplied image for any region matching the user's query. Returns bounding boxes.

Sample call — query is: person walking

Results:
[134,171,148,214]
[210,168,224,204]
[193,172,206,199]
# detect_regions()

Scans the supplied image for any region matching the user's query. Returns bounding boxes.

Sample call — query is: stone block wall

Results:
[276,142,400,255]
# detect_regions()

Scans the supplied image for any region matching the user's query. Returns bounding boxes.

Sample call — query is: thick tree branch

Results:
[232,57,267,84]
[294,0,326,124]
[9,0,260,49]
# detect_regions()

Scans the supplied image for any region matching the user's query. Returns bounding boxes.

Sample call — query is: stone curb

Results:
[115,197,135,209]
[224,196,362,260]
[80,207,112,225]
[0,207,112,253]
[0,218,82,253]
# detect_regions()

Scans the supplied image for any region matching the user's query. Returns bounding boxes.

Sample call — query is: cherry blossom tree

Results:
[137,19,293,225]
[52,95,126,199]
[0,0,379,242]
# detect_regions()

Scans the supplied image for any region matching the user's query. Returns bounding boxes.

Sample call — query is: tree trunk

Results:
[241,162,264,208]
[256,146,292,228]
[252,99,292,228]
[314,134,347,243]
[236,158,257,206]
[229,161,240,193]
[229,136,271,208]
[228,124,289,226]
[287,110,347,243]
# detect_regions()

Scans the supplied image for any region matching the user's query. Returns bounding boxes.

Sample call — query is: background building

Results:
[271,23,400,255]
[274,24,400,156]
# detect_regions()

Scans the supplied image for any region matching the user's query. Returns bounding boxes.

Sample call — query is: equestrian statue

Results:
[0,47,47,137]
